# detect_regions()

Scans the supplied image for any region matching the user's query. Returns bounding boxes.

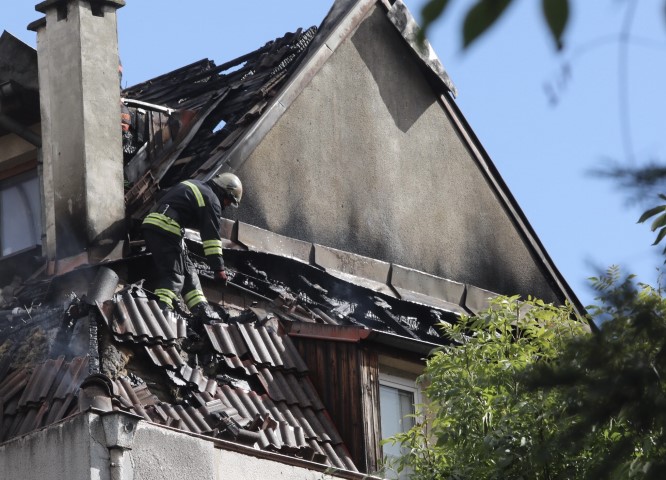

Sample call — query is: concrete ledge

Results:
[220,221,506,318]
[313,243,395,296]
[219,218,237,241]
[390,264,467,314]
[313,244,389,283]
[464,284,499,314]
[237,222,311,263]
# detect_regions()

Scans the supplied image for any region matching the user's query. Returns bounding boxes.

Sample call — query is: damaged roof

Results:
[0,215,482,470]
[118,0,582,315]
[121,0,456,219]
[0,3,469,464]
[0,206,487,470]
[0,282,356,469]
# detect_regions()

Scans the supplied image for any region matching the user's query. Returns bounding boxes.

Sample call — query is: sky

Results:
[1,0,664,308]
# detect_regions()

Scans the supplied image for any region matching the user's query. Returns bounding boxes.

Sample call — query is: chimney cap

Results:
[35,0,126,15]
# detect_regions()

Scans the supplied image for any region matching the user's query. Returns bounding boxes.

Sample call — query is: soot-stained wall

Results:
[234,6,560,303]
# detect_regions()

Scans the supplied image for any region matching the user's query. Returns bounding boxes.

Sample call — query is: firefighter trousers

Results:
[142,228,207,311]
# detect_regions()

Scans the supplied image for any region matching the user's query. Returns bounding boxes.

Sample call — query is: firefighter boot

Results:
[191,302,221,324]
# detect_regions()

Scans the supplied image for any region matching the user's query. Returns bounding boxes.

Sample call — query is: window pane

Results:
[380,384,415,459]
[1,174,41,256]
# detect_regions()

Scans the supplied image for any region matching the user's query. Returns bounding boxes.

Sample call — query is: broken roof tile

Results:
[121,26,320,211]
[281,404,318,441]
[117,376,142,406]
[0,368,28,400]
[2,263,360,471]
[237,322,272,366]
[144,344,185,369]
[204,322,248,358]
[256,324,284,368]
[219,384,252,422]
[0,356,89,442]
[103,288,186,344]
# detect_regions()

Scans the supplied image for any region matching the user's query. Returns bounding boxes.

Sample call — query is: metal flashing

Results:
[464,284,499,315]
[390,263,468,314]
[368,329,441,356]
[313,244,395,296]
[237,222,312,263]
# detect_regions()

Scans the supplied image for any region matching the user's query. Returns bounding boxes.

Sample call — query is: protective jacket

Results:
[142,180,224,271]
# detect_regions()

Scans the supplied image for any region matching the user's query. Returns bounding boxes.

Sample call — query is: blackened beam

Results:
[0,113,41,147]
[224,281,274,304]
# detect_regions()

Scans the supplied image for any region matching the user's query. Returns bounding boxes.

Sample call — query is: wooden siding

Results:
[292,337,381,473]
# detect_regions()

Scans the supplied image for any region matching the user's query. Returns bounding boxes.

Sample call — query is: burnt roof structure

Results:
[0,222,472,471]
[121,1,458,222]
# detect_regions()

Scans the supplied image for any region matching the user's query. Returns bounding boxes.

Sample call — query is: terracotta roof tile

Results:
[102,288,187,344]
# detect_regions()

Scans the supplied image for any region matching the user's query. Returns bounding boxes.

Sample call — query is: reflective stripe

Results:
[184,289,206,308]
[182,181,205,207]
[156,288,178,300]
[143,213,182,236]
[183,289,203,302]
[203,239,223,256]
[203,239,222,248]
[155,288,177,308]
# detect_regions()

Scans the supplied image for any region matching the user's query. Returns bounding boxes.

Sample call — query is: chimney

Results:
[29,0,125,262]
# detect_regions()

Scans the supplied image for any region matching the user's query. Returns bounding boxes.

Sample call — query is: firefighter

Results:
[141,173,243,322]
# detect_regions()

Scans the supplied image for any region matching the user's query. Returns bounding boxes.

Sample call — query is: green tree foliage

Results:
[384,295,589,479]
[419,0,570,50]
[523,268,666,479]
[388,271,666,479]
[638,194,666,256]
[419,0,666,54]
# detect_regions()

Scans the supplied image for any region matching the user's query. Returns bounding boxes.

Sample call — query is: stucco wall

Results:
[0,413,356,480]
[216,449,349,480]
[131,423,217,480]
[0,413,108,480]
[234,6,559,302]
[131,423,358,480]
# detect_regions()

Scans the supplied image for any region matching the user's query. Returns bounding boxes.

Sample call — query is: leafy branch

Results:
[419,0,570,50]
[638,193,666,256]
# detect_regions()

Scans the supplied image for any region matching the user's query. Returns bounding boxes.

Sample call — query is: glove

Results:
[214,269,228,285]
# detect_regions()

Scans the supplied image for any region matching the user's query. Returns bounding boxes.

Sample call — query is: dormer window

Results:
[0,169,41,257]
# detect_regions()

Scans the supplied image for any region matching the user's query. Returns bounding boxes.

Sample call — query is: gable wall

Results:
[235,6,560,302]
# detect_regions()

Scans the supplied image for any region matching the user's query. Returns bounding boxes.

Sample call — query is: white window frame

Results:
[379,372,422,410]
[378,371,423,479]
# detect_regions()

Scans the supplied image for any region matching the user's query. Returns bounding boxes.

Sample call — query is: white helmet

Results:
[211,172,243,207]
